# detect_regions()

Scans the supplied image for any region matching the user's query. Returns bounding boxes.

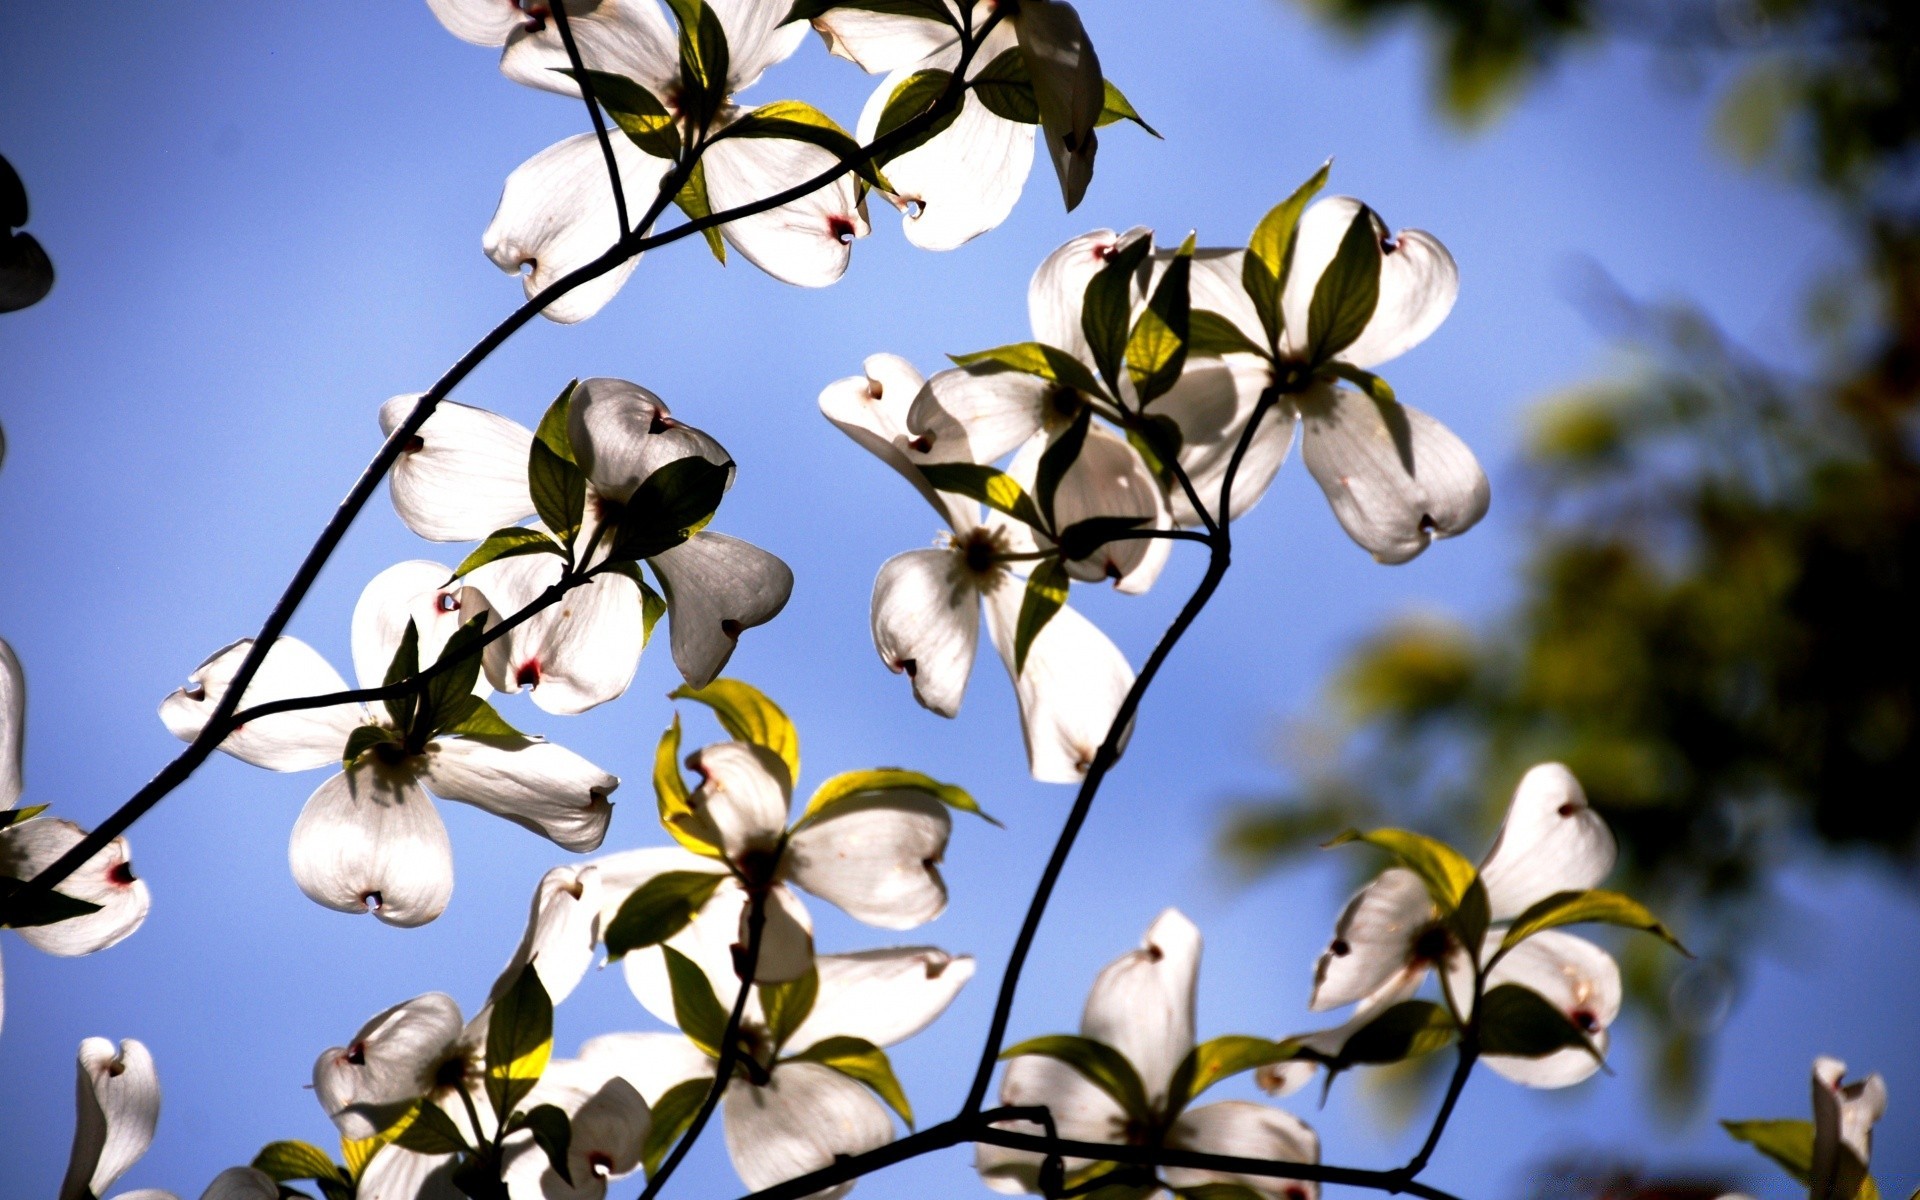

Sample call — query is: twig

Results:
[547,2,629,237]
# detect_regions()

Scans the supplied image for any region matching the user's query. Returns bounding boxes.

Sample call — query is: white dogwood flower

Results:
[979,910,1321,1200]
[428,0,869,321]
[159,563,617,926]
[58,1037,166,1200]
[0,639,151,1039]
[1810,1056,1887,1200]
[821,355,1135,783]
[380,380,792,703]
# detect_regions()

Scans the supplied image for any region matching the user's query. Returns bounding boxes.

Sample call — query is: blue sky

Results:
[0,2,1911,1198]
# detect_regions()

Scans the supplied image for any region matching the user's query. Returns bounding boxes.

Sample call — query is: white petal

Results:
[722,1064,893,1198]
[1309,868,1432,1012]
[1027,227,1152,367]
[381,395,536,543]
[422,736,616,853]
[483,134,671,325]
[487,864,604,1010]
[1262,973,1427,1097]
[978,1055,1127,1192]
[570,377,731,505]
[810,7,958,73]
[1185,248,1266,356]
[785,947,973,1053]
[686,741,792,860]
[426,0,530,46]
[196,1167,279,1200]
[907,366,1051,466]
[313,992,466,1141]
[502,1059,650,1200]
[708,0,808,91]
[786,790,951,928]
[1279,197,1457,369]
[982,574,1132,784]
[1165,1101,1320,1200]
[1155,358,1293,528]
[859,82,1034,251]
[578,1031,716,1106]
[588,844,729,934]
[1475,931,1620,1089]
[0,637,23,809]
[870,547,979,717]
[355,1147,461,1200]
[499,1,681,97]
[1081,908,1199,1105]
[160,638,360,772]
[352,560,491,693]
[288,765,453,927]
[1014,0,1102,210]
[0,819,151,956]
[1476,763,1617,920]
[1812,1056,1887,1200]
[615,871,747,1028]
[60,1037,160,1200]
[649,532,794,688]
[818,356,973,528]
[1297,383,1489,564]
[1006,424,1169,592]
[703,134,867,289]
[472,555,645,715]
[751,883,818,985]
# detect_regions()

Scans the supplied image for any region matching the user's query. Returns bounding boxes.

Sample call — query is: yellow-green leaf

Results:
[1243,159,1331,349]
[485,962,554,1121]
[798,768,998,828]
[1499,889,1689,957]
[1001,1034,1151,1122]
[251,1140,347,1185]
[670,678,800,788]
[1325,827,1478,914]
[1167,1035,1296,1111]
[655,715,721,857]
[788,1036,914,1128]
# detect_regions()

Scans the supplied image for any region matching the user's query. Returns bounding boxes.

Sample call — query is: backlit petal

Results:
[649,532,794,688]
[870,547,979,717]
[785,947,973,1054]
[0,819,150,957]
[1477,763,1617,921]
[722,1064,893,1197]
[703,134,867,289]
[313,992,465,1141]
[982,574,1132,784]
[1082,908,1199,1105]
[1309,868,1432,1013]
[160,638,360,772]
[423,736,617,853]
[59,1037,160,1200]
[1165,1101,1320,1200]
[473,556,646,715]
[352,559,492,694]
[381,395,535,542]
[288,765,453,927]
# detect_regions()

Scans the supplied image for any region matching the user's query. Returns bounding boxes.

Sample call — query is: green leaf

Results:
[916,463,1045,530]
[1243,159,1331,350]
[1188,310,1267,360]
[1095,79,1159,136]
[391,1100,471,1156]
[423,614,491,737]
[872,68,960,164]
[1000,1034,1151,1122]
[639,573,667,645]
[653,715,722,857]
[970,48,1039,125]
[1498,889,1690,958]
[485,962,554,1122]
[663,944,731,1058]
[609,455,732,562]
[641,1078,712,1177]
[1126,232,1195,404]
[451,1154,511,1200]
[435,696,526,741]
[564,70,680,160]
[798,767,998,828]
[1056,516,1150,564]
[452,527,563,578]
[528,439,587,545]
[761,966,819,1051]
[602,870,728,961]
[789,1036,914,1128]
[669,678,801,788]
[1477,983,1604,1063]
[1305,205,1382,365]
[342,724,400,768]
[251,1141,349,1187]
[664,0,730,129]
[517,1104,574,1187]
[948,341,1105,399]
[382,620,420,733]
[1166,1036,1297,1112]
[534,380,579,464]
[0,803,48,830]
[1327,999,1457,1067]
[722,100,887,190]
[1126,414,1184,484]
[674,159,726,264]
[1012,559,1069,676]
[1325,827,1479,917]
[1035,405,1091,531]
[1321,361,1396,403]
[1080,233,1153,395]
[1722,1119,1814,1184]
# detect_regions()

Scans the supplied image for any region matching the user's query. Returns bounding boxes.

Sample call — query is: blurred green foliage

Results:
[1227,0,1920,1108]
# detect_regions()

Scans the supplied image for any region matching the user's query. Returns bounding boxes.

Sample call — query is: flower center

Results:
[1410,922,1451,965]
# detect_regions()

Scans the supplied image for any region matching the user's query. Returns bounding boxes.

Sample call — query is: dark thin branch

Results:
[1098,528,1213,546]
[1397,1041,1477,1180]
[547,3,629,237]
[4,31,994,918]
[639,890,767,1200]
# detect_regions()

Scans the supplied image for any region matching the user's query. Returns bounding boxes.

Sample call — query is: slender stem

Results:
[4,44,990,918]
[1097,528,1213,546]
[456,1084,490,1152]
[547,3,628,237]
[1397,1041,1477,1180]
[638,889,767,1200]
